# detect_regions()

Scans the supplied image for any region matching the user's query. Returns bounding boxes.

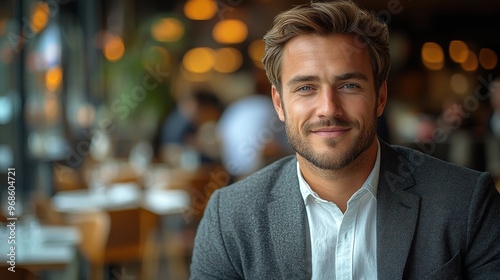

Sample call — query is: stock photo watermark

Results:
[4,168,17,272]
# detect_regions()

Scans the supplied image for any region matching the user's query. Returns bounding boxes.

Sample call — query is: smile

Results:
[311,127,350,137]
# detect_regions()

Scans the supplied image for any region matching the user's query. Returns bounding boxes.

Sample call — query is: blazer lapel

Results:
[377,142,421,279]
[267,158,311,279]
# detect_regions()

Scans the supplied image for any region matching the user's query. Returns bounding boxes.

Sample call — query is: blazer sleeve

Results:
[190,190,242,280]
[464,172,500,278]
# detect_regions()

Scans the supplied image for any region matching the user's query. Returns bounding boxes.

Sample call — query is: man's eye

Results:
[297,86,313,92]
[341,83,359,89]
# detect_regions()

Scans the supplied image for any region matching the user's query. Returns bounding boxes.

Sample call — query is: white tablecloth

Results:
[52,183,191,216]
[0,224,80,266]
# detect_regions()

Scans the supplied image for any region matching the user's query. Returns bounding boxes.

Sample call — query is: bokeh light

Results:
[151,18,184,42]
[45,66,63,91]
[449,40,469,63]
[182,47,215,73]
[212,19,248,44]
[461,51,478,71]
[479,48,498,70]
[422,42,444,70]
[184,0,217,20]
[214,48,243,73]
[103,34,125,62]
[31,1,50,33]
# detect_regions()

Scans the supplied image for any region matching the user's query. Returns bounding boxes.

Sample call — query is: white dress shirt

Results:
[297,141,380,280]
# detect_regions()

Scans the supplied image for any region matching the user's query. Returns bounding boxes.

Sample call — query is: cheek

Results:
[347,99,377,124]
[287,100,314,125]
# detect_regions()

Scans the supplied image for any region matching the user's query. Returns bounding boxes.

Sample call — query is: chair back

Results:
[104,207,159,263]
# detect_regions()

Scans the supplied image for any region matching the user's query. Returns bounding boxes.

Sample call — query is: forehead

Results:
[281,33,373,82]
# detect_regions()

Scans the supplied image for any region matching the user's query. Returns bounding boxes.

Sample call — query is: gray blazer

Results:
[190,142,500,279]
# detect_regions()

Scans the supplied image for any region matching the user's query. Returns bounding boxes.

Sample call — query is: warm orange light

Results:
[248,40,265,68]
[449,40,469,63]
[212,19,248,44]
[422,42,444,63]
[461,51,478,72]
[103,35,125,62]
[182,47,215,73]
[479,48,498,70]
[214,48,243,73]
[45,66,63,91]
[184,0,217,20]
[31,1,49,33]
[151,18,184,42]
[422,42,444,70]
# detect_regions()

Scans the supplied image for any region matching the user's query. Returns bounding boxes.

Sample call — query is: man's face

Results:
[271,34,387,170]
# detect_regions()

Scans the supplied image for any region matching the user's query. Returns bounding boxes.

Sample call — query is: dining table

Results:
[0,223,81,279]
[51,182,191,216]
[49,182,192,279]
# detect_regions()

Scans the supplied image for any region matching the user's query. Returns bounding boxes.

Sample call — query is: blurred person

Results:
[190,1,500,279]
[217,79,292,181]
[159,89,224,168]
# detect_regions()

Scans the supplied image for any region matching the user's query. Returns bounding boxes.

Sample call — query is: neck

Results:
[298,139,378,212]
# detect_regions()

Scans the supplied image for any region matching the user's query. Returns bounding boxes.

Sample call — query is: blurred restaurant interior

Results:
[0,0,500,279]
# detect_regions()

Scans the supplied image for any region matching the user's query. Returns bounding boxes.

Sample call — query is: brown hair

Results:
[262,0,391,93]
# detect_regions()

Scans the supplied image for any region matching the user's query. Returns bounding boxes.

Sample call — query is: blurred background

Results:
[0,0,499,279]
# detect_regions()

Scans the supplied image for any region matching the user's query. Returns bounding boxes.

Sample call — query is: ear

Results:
[272,86,285,122]
[376,81,388,117]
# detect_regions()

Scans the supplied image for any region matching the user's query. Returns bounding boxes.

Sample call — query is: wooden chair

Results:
[74,208,160,280]
[71,211,110,280]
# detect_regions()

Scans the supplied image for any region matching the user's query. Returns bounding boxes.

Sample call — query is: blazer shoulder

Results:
[385,144,492,198]
[390,144,485,178]
[214,155,297,206]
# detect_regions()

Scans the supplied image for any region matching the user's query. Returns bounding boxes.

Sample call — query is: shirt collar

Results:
[297,139,381,203]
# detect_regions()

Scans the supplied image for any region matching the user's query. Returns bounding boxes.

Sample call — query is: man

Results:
[190,1,500,279]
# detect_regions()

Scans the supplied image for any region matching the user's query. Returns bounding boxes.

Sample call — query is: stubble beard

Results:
[285,112,377,171]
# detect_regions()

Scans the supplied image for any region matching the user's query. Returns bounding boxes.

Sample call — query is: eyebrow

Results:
[286,72,369,87]
[286,75,320,87]
[335,72,369,81]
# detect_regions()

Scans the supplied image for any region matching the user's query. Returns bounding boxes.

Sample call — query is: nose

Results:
[316,88,343,118]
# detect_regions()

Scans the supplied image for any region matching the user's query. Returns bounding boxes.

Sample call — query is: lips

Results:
[311,127,350,137]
